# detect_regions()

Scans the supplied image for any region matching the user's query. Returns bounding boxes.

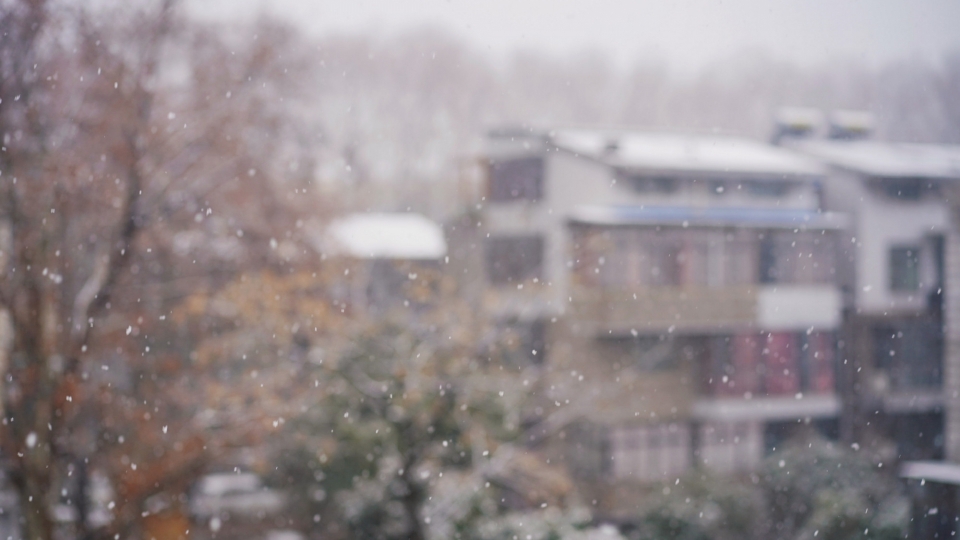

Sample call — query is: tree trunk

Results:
[399,448,426,540]
[75,458,93,540]
[7,334,60,540]
[14,447,54,540]
[400,472,426,540]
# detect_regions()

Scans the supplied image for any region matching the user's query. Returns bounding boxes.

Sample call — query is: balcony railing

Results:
[571,285,758,334]
[570,283,841,335]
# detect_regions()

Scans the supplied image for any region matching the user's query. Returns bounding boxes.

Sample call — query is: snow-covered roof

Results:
[191,473,284,517]
[568,205,848,230]
[195,473,262,497]
[550,129,825,178]
[326,213,447,260]
[788,139,960,180]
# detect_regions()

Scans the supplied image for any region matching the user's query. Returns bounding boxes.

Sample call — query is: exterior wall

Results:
[542,318,697,428]
[479,133,842,489]
[483,152,612,316]
[807,163,953,465]
[697,420,764,472]
[481,147,824,319]
[757,286,842,329]
[819,169,948,315]
[857,199,946,314]
[532,317,699,482]
[817,169,949,451]
[538,301,841,486]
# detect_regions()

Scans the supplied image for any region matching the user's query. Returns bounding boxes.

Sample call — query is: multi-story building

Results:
[780,112,960,462]
[474,127,848,513]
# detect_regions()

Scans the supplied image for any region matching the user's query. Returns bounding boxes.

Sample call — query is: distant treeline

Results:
[283,24,960,210]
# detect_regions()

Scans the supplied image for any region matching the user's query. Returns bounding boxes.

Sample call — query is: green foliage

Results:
[628,472,762,540]
[468,507,624,540]
[336,474,417,540]
[759,437,909,540]
[623,436,909,540]
[272,315,525,539]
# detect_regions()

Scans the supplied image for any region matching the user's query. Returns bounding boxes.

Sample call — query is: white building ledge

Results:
[901,461,960,486]
[757,285,842,330]
[882,390,943,413]
[693,394,840,422]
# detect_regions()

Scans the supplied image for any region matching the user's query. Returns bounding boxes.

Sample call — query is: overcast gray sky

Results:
[190,0,960,71]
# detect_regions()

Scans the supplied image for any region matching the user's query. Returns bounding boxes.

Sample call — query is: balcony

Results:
[482,281,555,319]
[570,284,840,335]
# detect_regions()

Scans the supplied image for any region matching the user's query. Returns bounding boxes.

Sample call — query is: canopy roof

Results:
[326,213,447,260]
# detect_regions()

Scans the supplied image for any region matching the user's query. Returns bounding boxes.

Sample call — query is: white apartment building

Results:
[476,127,847,497]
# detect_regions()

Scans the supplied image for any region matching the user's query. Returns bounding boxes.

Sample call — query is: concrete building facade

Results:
[474,127,848,512]
[783,121,960,461]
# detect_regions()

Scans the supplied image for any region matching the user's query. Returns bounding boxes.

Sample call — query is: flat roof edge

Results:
[567,205,849,230]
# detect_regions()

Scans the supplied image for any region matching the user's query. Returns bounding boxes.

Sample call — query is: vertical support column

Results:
[944,203,960,462]
[689,419,702,470]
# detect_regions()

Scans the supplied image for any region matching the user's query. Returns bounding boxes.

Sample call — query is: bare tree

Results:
[0,3,323,538]
[0,3,178,537]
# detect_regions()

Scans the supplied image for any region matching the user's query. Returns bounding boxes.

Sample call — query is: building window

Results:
[609,423,690,481]
[702,331,835,398]
[525,319,547,365]
[625,175,679,194]
[758,231,834,286]
[647,236,683,286]
[600,335,679,372]
[488,157,543,202]
[763,332,800,395]
[882,178,924,200]
[744,180,792,197]
[758,234,779,284]
[801,331,836,394]
[702,335,761,397]
[497,319,547,366]
[709,180,728,196]
[574,227,834,290]
[485,235,544,285]
[890,246,920,291]
[874,321,943,390]
[698,421,763,472]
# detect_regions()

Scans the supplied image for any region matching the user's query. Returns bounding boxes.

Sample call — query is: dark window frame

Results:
[873,320,943,390]
[624,174,679,194]
[485,235,544,285]
[758,233,779,284]
[881,178,924,200]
